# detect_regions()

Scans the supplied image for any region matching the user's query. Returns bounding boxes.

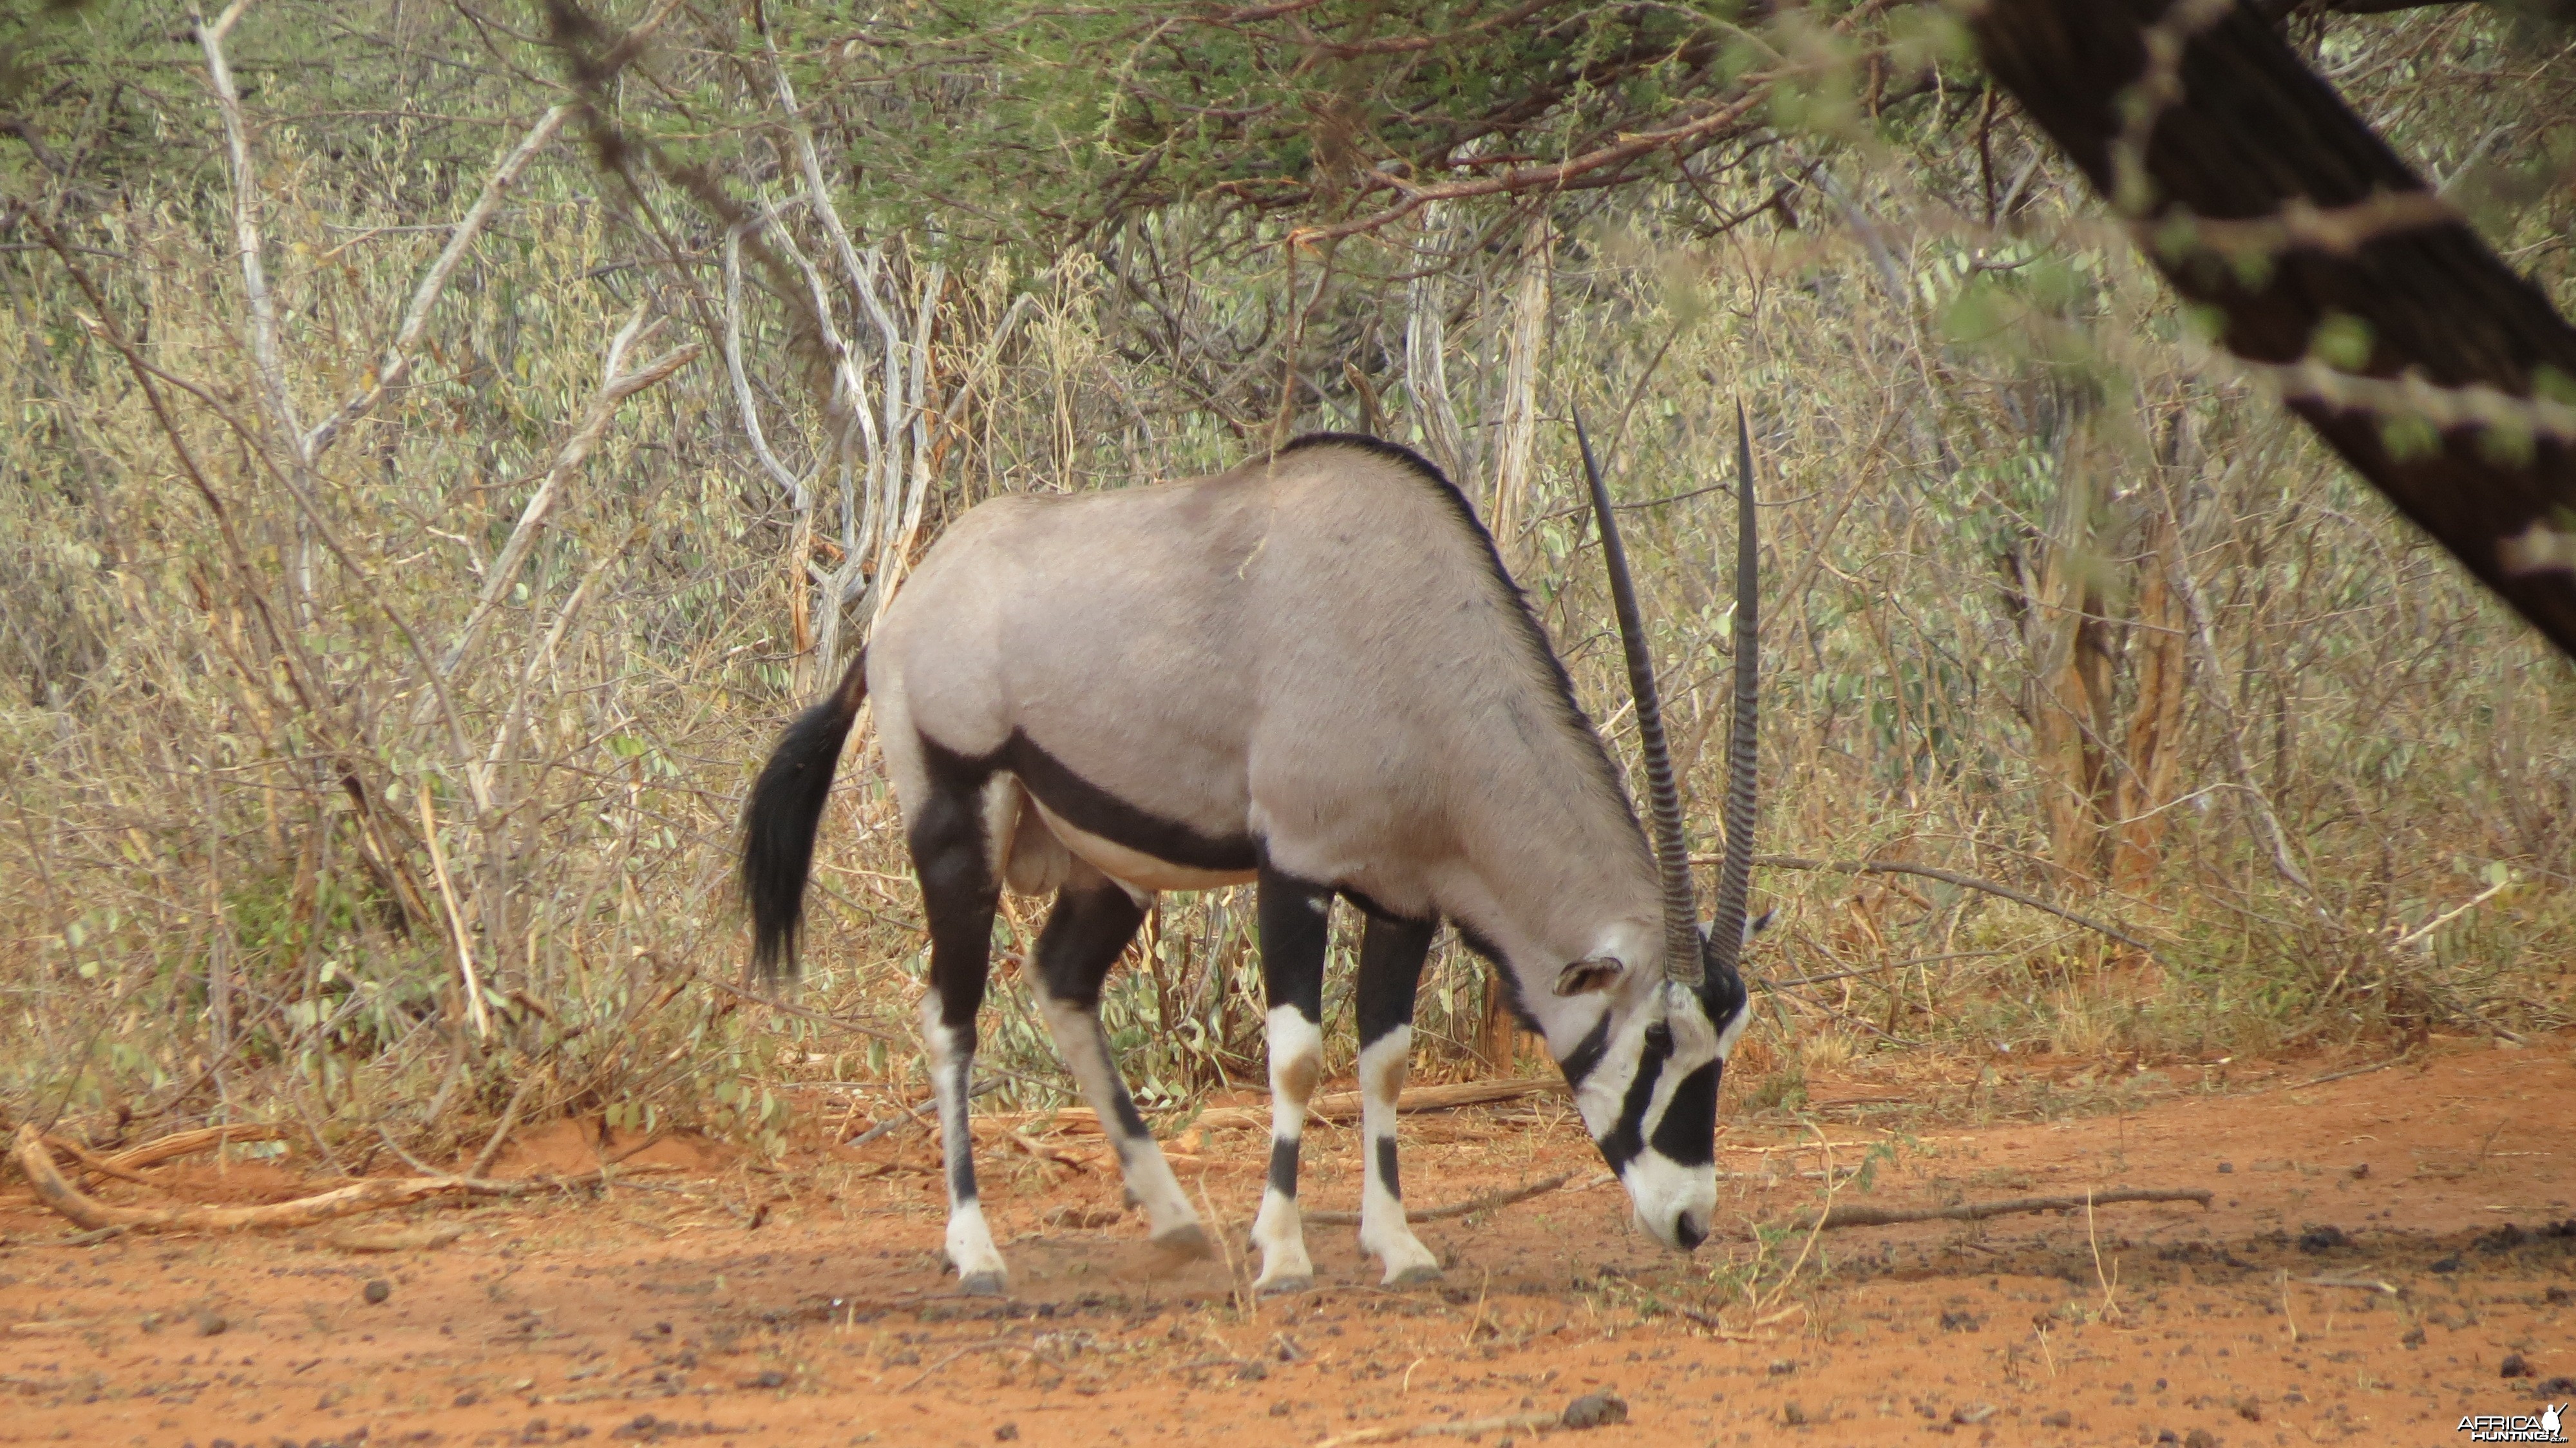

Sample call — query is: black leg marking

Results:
[1354,913,1437,1049]
[1374,1136,1400,1201]
[1267,1136,1302,1199]
[1258,868,1332,1025]
[1033,881,1154,1141]
[910,738,1005,1291]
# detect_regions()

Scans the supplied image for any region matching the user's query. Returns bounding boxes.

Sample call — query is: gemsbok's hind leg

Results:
[1029,861,1209,1259]
[911,765,1007,1294]
[1249,870,1331,1295]
[1354,910,1442,1286]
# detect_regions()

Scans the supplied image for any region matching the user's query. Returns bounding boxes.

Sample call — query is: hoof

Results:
[1151,1223,1216,1261]
[1383,1263,1443,1288]
[958,1271,1007,1297]
[1255,1274,1316,1298]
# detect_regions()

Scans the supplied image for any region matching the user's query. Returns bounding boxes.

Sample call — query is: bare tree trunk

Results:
[1972,0,2576,660]
[2113,507,2191,893]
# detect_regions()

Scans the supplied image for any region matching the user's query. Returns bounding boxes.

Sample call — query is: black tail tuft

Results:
[741,649,869,982]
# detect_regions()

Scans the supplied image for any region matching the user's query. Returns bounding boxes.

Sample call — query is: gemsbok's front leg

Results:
[1028,861,1209,1259]
[1354,911,1442,1286]
[911,774,1007,1295]
[1249,870,1331,1294]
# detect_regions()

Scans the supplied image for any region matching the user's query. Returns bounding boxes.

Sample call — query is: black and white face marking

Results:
[1559,937,1752,1252]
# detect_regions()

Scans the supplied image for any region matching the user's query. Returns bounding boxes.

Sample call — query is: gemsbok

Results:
[741,418,1761,1295]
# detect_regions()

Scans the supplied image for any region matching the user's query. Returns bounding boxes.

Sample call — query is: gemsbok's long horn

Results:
[1575,408,1702,987]
[1706,403,1760,976]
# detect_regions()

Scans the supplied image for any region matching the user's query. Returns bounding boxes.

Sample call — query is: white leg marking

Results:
[1356,1026,1441,1286]
[1251,1004,1321,1293]
[1034,991,1207,1256]
[922,998,1006,1293]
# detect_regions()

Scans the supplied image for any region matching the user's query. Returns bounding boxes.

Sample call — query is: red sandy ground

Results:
[3,1035,2571,1448]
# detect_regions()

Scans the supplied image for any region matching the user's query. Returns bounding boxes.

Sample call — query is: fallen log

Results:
[10,1125,520,1234]
[1788,1186,2213,1234]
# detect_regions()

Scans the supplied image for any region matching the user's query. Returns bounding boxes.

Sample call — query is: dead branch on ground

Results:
[1783,1186,2212,1234]
[10,1125,528,1234]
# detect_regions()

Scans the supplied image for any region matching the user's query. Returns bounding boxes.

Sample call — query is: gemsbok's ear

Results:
[1553,956,1624,996]
[1746,906,1777,941]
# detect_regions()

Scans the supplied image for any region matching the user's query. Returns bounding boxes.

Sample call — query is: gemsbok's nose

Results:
[1674,1211,1708,1250]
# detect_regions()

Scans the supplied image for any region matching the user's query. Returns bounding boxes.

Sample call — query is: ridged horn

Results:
[1705,403,1760,978]
[1575,408,1702,987]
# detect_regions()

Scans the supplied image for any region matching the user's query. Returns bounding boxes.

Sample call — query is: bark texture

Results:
[1974,0,2576,659]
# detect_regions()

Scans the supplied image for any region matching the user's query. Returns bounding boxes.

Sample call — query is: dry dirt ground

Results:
[4,1034,2572,1448]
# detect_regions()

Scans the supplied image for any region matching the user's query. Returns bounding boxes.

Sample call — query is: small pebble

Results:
[1562,1392,1628,1430]
[362,1279,391,1305]
[2184,1430,2218,1448]
[2215,1162,2233,1174]
[993,1425,1018,1442]
[194,1312,227,1337]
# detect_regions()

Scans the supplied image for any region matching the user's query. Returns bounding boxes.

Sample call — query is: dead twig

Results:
[1781,1186,2212,1233]
[1306,1172,1573,1226]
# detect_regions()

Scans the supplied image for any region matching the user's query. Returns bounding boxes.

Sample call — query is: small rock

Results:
[2215,1162,2233,1175]
[1778,1402,1808,1427]
[739,1369,786,1389]
[1269,1402,1292,1418]
[194,1312,228,1337]
[2401,1326,2427,1348]
[1768,1357,1796,1375]
[2184,1430,2218,1448]
[1562,1392,1629,1430]
[2499,1353,2531,1380]
[1235,1359,1268,1382]
[1951,1403,1996,1425]
[2348,1163,2369,1179]
[454,1391,481,1407]
[362,1279,392,1305]
[2040,1409,2072,1428]
[994,1425,1019,1442]
[2155,1431,2179,1445]
[2430,1255,2462,1274]
[2236,1398,2263,1422]
[2296,1226,2348,1253]
[1938,1310,1981,1332]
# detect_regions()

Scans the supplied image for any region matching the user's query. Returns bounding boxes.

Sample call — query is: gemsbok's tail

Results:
[741,648,869,980]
